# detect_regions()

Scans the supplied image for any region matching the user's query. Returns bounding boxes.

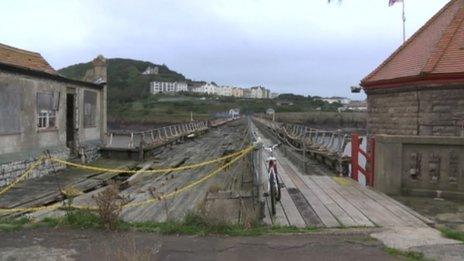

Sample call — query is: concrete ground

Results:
[0,228,397,261]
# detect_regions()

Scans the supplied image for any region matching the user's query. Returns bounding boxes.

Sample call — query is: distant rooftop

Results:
[0,43,56,75]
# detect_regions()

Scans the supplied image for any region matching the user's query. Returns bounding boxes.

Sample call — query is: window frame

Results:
[37,109,57,130]
[83,90,97,128]
[36,91,59,131]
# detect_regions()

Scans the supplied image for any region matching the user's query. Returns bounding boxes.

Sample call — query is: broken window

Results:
[0,85,21,134]
[37,91,59,129]
[83,90,97,128]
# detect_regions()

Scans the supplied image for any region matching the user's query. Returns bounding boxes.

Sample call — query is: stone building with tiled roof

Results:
[361,0,464,136]
[0,43,107,187]
[362,0,464,198]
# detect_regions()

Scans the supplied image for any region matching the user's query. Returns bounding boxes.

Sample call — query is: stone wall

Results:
[366,85,464,136]
[0,147,69,187]
[374,135,464,198]
[78,141,101,163]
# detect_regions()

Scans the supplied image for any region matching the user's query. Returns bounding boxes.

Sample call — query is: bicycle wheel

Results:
[270,177,276,215]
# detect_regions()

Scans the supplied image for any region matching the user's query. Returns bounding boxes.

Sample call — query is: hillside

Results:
[58,58,202,104]
[59,58,346,127]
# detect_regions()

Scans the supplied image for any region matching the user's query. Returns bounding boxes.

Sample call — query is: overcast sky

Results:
[0,0,450,98]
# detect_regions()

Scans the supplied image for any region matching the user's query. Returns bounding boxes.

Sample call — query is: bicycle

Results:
[264,144,281,215]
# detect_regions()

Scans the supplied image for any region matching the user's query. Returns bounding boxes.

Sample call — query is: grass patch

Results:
[62,210,103,229]
[0,217,30,232]
[129,213,317,236]
[384,247,427,261]
[0,211,318,236]
[440,228,464,242]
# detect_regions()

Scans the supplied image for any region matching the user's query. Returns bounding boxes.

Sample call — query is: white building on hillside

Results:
[218,86,233,97]
[192,82,218,95]
[322,97,350,104]
[250,86,270,99]
[231,87,244,97]
[150,81,188,94]
[142,66,159,75]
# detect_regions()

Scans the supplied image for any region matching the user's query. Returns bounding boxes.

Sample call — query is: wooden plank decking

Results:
[258,127,431,229]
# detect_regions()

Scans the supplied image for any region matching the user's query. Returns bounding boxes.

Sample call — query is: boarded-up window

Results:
[83,90,97,128]
[0,86,21,134]
[37,91,59,129]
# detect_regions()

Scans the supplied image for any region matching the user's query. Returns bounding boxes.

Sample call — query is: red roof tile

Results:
[0,43,56,75]
[361,0,464,88]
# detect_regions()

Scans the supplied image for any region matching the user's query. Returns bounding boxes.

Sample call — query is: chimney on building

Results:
[84,55,107,84]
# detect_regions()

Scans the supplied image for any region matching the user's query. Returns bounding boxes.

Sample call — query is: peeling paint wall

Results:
[0,70,104,156]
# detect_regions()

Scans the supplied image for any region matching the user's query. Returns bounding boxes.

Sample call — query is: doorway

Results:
[66,93,76,152]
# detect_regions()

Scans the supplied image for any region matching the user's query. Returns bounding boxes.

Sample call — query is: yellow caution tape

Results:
[60,186,83,197]
[0,157,45,197]
[49,146,252,174]
[0,146,254,214]
[123,146,252,209]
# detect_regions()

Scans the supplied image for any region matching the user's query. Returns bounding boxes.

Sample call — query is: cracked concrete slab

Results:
[371,227,459,250]
[371,226,464,260]
[411,243,464,261]
[0,245,77,261]
[0,228,397,261]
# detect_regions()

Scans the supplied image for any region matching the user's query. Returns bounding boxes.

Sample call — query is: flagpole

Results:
[402,0,406,42]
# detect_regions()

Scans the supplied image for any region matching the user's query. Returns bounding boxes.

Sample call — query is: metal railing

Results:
[254,117,350,158]
[105,120,209,149]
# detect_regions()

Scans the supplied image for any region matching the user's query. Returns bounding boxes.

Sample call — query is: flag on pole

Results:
[389,0,406,42]
[389,0,403,6]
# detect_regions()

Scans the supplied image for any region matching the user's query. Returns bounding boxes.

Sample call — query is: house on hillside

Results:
[338,100,367,112]
[243,88,252,98]
[0,43,107,187]
[142,66,159,75]
[231,87,244,97]
[250,86,270,99]
[192,82,218,95]
[150,81,188,93]
[322,97,350,105]
[217,85,233,97]
[360,0,464,197]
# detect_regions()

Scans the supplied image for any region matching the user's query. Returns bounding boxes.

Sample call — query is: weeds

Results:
[0,217,30,232]
[64,210,103,229]
[440,228,464,242]
[384,247,427,261]
[1,211,318,236]
[93,182,129,230]
[130,212,317,236]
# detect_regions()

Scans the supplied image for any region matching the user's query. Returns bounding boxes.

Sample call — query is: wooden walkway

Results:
[258,132,432,229]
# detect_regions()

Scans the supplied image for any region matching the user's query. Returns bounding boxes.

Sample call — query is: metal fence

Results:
[254,117,350,158]
[105,120,209,149]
